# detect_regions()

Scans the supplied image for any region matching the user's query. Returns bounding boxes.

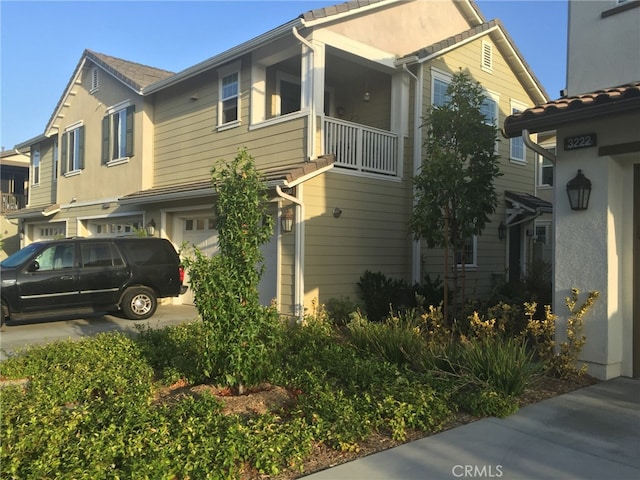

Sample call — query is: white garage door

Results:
[179,215,277,307]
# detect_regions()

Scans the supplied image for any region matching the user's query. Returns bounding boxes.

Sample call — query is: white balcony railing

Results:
[324,117,399,176]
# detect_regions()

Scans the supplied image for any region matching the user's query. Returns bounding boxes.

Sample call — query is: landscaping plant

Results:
[181,148,281,391]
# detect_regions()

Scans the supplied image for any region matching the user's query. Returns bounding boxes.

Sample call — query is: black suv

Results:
[1,237,187,324]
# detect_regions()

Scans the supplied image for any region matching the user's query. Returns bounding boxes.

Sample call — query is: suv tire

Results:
[121,287,157,320]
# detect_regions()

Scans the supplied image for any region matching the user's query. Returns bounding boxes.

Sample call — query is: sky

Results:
[0,0,568,150]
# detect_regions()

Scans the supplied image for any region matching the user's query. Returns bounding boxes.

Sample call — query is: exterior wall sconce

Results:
[281,208,294,233]
[498,221,506,240]
[146,218,156,237]
[566,169,592,211]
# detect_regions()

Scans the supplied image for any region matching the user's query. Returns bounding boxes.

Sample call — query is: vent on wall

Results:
[90,67,99,94]
[482,41,493,72]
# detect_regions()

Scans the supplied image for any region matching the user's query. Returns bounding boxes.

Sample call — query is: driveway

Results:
[0,304,199,360]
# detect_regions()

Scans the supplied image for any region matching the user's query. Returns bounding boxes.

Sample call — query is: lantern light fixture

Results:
[566,169,592,211]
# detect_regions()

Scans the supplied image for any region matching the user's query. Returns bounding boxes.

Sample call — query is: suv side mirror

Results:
[28,260,40,272]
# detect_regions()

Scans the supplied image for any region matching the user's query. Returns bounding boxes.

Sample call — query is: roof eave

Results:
[144,18,303,95]
[503,97,640,137]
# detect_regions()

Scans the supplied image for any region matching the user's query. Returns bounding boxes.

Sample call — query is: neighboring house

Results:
[504,0,640,379]
[8,0,549,318]
[0,149,29,259]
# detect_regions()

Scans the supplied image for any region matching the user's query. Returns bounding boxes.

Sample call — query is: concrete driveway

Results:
[0,304,199,360]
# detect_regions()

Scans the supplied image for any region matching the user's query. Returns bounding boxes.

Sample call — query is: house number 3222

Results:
[564,133,597,150]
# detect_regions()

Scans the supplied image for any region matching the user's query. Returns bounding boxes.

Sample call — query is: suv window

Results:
[81,243,124,268]
[120,241,176,265]
[35,243,75,271]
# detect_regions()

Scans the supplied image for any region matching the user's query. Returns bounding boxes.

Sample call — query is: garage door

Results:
[179,214,277,307]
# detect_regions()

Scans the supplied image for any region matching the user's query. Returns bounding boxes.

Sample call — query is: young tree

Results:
[410,71,501,320]
[182,148,279,392]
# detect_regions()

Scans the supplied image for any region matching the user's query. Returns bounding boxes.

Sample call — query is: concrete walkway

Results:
[304,377,640,480]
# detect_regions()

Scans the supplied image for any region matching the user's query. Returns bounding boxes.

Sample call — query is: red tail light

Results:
[179,265,185,283]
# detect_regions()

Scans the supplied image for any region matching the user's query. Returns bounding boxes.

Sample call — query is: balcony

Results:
[1,193,26,214]
[324,117,399,177]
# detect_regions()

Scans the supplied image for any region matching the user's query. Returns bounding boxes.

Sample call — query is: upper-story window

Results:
[90,67,99,94]
[31,145,40,186]
[218,61,241,128]
[509,101,528,163]
[276,72,301,115]
[538,146,556,187]
[61,122,85,175]
[102,102,134,164]
[432,71,452,107]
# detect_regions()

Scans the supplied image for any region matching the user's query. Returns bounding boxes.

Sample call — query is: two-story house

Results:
[8,0,549,319]
[504,0,640,379]
[1,149,29,259]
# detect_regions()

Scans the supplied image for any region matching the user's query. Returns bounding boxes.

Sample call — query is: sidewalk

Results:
[303,377,640,480]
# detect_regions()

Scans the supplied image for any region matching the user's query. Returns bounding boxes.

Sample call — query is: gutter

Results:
[275,185,305,321]
[402,63,423,284]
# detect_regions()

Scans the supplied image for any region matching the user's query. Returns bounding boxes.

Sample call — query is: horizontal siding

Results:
[418,34,542,297]
[303,170,413,304]
[153,57,308,187]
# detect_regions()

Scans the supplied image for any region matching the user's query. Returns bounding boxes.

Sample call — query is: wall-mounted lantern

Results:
[281,207,294,233]
[566,169,592,211]
[146,218,156,237]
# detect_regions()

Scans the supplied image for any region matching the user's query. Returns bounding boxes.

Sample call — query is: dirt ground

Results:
[154,374,598,479]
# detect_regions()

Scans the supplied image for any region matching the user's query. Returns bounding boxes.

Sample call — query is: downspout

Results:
[276,185,305,321]
[403,63,423,284]
[292,26,316,158]
[522,129,556,165]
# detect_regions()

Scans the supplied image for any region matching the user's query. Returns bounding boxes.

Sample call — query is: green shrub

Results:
[325,296,358,326]
[457,336,541,398]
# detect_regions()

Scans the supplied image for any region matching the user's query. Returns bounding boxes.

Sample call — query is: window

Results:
[481,41,493,72]
[219,62,240,127]
[276,73,301,115]
[535,224,549,245]
[52,137,58,182]
[90,67,99,93]
[538,147,555,187]
[102,102,134,164]
[32,146,40,185]
[81,243,124,268]
[432,74,451,107]
[509,102,527,163]
[35,243,75,271]
[480,97,497,125]
[61,123,85,174]
[455,236,477,267]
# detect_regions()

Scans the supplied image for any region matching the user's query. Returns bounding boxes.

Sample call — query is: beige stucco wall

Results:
[554,112,640,379]
[567,0,640,95]
[323,0,471,56]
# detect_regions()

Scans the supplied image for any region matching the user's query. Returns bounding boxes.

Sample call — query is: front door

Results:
[508,224,522,283]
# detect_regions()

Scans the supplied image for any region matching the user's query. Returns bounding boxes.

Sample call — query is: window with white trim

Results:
[538,146,555,187]
[456,235,477,267]
[509,101,528,163]
[218,61,240,127]
[61,123,84,174]
[481,41,493,72]
[32,145,40,186]
[102,102,134,164]
[432,70,452,107]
